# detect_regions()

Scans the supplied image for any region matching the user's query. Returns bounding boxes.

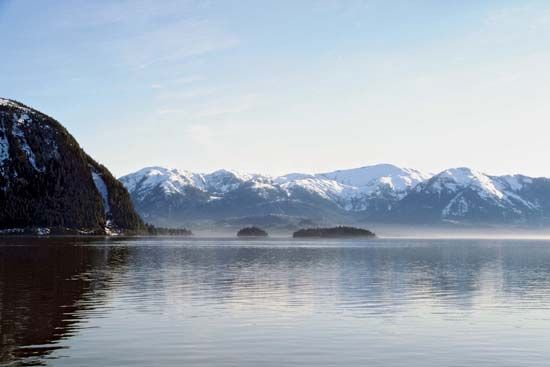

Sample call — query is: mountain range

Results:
[120,165,550,229]
[3,97,550,234]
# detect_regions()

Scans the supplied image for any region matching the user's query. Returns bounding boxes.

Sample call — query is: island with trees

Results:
[144,224,193,236]
[237,227,268,237]
[293,226,376,238]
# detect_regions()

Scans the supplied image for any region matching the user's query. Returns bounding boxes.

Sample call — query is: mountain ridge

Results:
[120,164,550,228]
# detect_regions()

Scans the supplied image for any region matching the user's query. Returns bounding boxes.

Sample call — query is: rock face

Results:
[0,98,144,234]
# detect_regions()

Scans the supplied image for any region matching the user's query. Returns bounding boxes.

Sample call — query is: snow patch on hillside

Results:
[0,99,33,114]
[0,98,22,108]
[281,177,353,201]
[442,193,470,217]
[204,169,271,193]
[274,173,315,184]
[92,171,111,214]
[11,114,45,172]
[499,175,532,192]
[0,129,9,164]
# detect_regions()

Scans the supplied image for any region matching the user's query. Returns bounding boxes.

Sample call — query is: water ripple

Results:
[2,238,550,366]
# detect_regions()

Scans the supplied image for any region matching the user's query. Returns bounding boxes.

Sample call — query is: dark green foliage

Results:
[144,223,192,236]
[237,226,268,237]
[0,99,145,233]
[88,159,145,232]
[293,226,376,238]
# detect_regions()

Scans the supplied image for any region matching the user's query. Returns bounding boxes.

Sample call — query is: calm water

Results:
[2,237,550,366]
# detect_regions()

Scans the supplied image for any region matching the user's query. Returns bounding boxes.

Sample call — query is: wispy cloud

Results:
[173,75,205,85]
[157,93,259,119]
[109,19,239,71]
[150,75,204,90]
[156,87,218,100]
[53,1,239,71]
[193,93,258,118]
[56,0,197,28]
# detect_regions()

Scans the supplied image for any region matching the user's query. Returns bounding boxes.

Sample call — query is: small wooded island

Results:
[293,226,376,238]
[144,224,193,236]
[237,227,269,237]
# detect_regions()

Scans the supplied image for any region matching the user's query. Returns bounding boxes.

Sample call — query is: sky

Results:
[1,0,550,178]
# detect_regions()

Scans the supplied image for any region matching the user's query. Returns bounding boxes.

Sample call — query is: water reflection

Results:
[0,238,128,366]
[1,238,550,366]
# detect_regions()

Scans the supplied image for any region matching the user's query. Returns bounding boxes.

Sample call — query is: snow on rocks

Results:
[0,128,9,164]
[92,170,111,215]
[280,177,355,201]
[1,100,58,174]
[12,115,44,172]
[0,98,28,110]
[92,169,122,234]
[442,193,470,218]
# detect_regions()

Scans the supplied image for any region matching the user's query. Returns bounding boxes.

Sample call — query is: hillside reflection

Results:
[2,239,550,366]
[0,238,128,366]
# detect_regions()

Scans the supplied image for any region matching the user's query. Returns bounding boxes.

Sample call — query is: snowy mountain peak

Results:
[439,167,484,181]
[120,166,205,197]
[204,169,272,193]
[319,163,432,193]
[429,167,504,199]
[273,173,317,186]
[206,169,261,183]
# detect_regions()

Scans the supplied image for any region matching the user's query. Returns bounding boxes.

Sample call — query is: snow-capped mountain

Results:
[0,98,144,234]
[318,164,431,195]
[272,164,432,212]
[122,167,274,201]
[121,164,550,228]
[396,167,550,224]
[119,164,434,227]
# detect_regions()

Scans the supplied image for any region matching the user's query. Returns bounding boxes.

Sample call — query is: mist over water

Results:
[2,237,550,366]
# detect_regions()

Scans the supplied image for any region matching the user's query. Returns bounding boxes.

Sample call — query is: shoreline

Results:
[4,234,550,241]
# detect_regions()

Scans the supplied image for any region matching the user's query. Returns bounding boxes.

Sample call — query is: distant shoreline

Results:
[4,235,550,242]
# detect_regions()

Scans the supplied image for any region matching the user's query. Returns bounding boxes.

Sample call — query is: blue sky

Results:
[1,0,550,177]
